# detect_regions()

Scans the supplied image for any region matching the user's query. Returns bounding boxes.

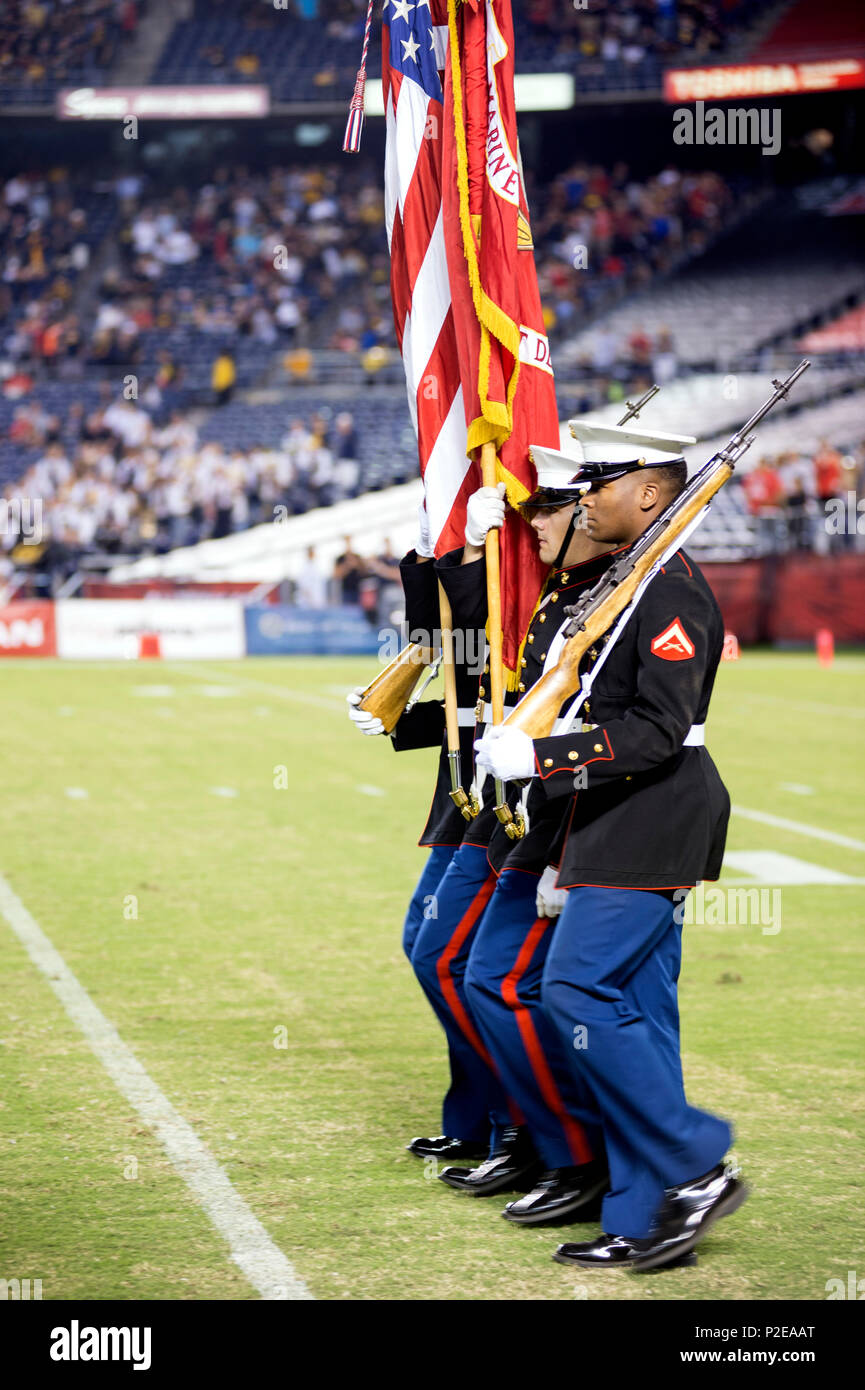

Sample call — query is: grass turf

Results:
[0,652,863,1301]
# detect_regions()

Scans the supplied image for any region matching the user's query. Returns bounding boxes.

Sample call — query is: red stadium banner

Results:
[664,58,865,103]
[0,600,56,657]
[441,0,557,679]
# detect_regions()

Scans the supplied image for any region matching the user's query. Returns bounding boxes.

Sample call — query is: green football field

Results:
[1,652,863,1302]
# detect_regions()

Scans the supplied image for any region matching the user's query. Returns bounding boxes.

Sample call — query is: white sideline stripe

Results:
[734,692,865,721]
[171,663,346,711]
[0,871,313,1302]
[731,804,865,853]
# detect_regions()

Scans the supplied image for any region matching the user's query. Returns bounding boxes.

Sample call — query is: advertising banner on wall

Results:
[55,600,246,660]
[0,600,56,657]
[244,605,381,656]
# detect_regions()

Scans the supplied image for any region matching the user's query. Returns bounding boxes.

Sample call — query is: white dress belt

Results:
[457,703,497,726]
[461,707,706,747]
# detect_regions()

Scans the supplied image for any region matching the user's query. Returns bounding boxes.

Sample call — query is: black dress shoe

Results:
[553,1235,697,1269]
[502,1161,610,1226]
[630,1160,748,1272]
[438,1125,542,1196]
[406,1135,489,1161]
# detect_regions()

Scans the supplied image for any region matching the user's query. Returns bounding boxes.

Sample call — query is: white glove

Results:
[416,500,434,559]
[536,865,568,919]
[465,482,506,548]
[474,724,535,780]
[346,686,385,736]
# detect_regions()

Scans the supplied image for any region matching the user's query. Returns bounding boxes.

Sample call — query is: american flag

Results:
[382,0,479,557]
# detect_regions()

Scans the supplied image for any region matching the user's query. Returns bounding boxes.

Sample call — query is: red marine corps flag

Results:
[442,0,559,683]
[381,0,558,687]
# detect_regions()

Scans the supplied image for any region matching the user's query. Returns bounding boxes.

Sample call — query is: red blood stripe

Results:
[500,917,594,1165]
[436,874,498,1068]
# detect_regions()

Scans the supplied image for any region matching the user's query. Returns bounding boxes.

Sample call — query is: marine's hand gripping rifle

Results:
[500,359,811,742]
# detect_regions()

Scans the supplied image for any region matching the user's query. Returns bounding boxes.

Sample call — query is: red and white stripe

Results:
[383,29,472,556]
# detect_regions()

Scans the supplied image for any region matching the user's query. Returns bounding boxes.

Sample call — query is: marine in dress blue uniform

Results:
[348,525,493,1161]
[477,421,748,1270]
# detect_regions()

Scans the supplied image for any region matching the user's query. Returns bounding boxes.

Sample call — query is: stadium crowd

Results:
[1,158,738,386]
[521,0,757,66]
[3,374,863,593]
[0,397,365,585]
[532,163,733,338]
[0,0,142,87]
[741,442,865,553]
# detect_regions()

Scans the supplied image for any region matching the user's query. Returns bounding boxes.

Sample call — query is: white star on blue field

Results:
[385,0,442,101]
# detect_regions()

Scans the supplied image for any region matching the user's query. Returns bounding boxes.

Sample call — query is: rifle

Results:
[493,381,662,837]
[353,386,662,737]
[353,635,440,735]
[500,359,811,742]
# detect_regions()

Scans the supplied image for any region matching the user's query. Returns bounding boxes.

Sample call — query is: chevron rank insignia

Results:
[650,617,695,661]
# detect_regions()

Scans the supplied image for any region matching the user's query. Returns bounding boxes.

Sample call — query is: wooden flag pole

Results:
[437,580,462,755]
[481,440,504,725]
[438,578,478,820]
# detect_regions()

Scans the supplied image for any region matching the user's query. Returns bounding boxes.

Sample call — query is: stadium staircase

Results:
[109,0,182,85]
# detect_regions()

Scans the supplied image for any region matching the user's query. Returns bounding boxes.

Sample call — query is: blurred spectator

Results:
[743,457,784,552]
[212,350,236,406]
[295,544,327,608]
[333,536,365,604]
[814,438,843,508]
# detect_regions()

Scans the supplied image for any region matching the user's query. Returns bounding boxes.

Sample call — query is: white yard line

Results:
[170,663,347,712]
[0,871,313,1302]
[731,805,865,853]
[730,692,865,721]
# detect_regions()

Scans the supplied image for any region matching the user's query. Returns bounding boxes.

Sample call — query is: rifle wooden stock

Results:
[502,462,733,740]
[356,641,439,733]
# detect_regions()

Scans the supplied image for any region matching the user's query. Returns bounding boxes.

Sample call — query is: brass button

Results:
[560,571,569,583]
[527,634,534,643]
[478,686,485,697]
[520,657,527,667]
[543,758,553,768]
[625,775,632,781]
[539,613,546,623]
[539,651,547,660]
[550,593,558,603]
[568,751,578,761]
[593,742,604,753]
[518,682,526,693]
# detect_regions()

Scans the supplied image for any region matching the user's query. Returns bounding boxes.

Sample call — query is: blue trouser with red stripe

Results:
[464,867,604,1171]
[402,845,456,961]
[410,843,513,1147]
[541,886,733,1239]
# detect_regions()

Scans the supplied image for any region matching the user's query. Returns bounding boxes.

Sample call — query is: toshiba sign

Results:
[664,58,865,103]
[0,601,56,657]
